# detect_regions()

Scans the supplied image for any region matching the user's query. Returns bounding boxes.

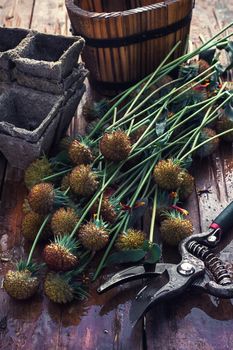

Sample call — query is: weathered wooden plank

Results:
[0,0,34,29]
[30,0,68,35]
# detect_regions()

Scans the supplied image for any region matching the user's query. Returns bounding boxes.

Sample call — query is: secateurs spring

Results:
[98,201,233,325]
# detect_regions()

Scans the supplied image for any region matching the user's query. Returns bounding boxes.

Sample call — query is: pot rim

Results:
[65,0,193,18]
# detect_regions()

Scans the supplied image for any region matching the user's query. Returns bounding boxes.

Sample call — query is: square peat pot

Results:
[0,27,31,81]
[13,32,85,81]
[0,83,85,169]
[14,63,88,95]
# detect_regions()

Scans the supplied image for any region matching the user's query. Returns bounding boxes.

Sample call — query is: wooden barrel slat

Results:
[66,0,194,89]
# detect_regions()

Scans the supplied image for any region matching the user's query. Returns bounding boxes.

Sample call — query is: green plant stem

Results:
[123,77,182,119]
[114,66,216,131]
[90,34,232,145]
[96,164,106,220]
[123,215,130,232]
[176,84,228,159]
[93,159,158,281]
[88,28,232,138]
[116,152,160,183]
[87,67,163,139]
[69,163,125,238]
[26,214,51,266]
[42,169,71,181]
[115,167,146,201]
[149,187,158,244]
[113,75,180,121]
[116,91,229,183]
[79,250,91,261]
[180,126,233,161]
[158,28,233,74]
[92,218,127,281]
[110,21,232,106]
[92,154,103,167]
[119,64,215,128]
[127,118,135,136]
[113,168,142,198]
[74,250,95,275]
[131,99,171,152]
[128,91,228,160]
[123,41,181,117]
[147,184,157,199]
[141,177,152,199]
[63,187,70,196]
[113,107,117,125]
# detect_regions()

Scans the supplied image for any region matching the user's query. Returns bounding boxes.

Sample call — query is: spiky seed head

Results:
[43,236,79,272]
[44,272,75,303]
[216,115,233,142]
[51,207,78,236]
[160,211,193,246]
[179,172,195,201]
[68,140,93,166]
[22,211,51,241]
[115,229,145,250]
[24,157,53,190]
[28,183,55,214]
[60,173,70,192]
[196,127,219,158]
[3,269,39,300]
[100,130,131,162]
[78,221,109,251]
[90,197,118,223]
[69,165,99,197]
[59,136,74,151]
[153,159,183,190]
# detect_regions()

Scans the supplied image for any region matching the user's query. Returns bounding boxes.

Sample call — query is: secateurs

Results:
[98,201,233,325]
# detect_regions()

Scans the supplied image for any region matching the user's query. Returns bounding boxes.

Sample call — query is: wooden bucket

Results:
[66,0,194,91]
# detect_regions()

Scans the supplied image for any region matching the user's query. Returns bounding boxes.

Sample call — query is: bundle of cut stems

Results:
[4,23,233,304]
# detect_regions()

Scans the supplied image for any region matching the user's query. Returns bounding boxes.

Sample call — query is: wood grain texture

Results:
[30,0,68,35]
[0,1,233,350]
[0,0,34,28]
[66,0,193,84]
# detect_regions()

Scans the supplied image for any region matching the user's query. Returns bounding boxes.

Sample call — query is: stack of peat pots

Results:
[0,27,88,169]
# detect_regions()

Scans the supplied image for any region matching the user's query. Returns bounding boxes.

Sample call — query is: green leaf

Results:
[144,244,161,264]
[178,63,199,82]
[105,249,146,266]
[142,239,150,251]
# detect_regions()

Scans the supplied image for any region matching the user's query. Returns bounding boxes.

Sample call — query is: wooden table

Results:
[0,1,233,349]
